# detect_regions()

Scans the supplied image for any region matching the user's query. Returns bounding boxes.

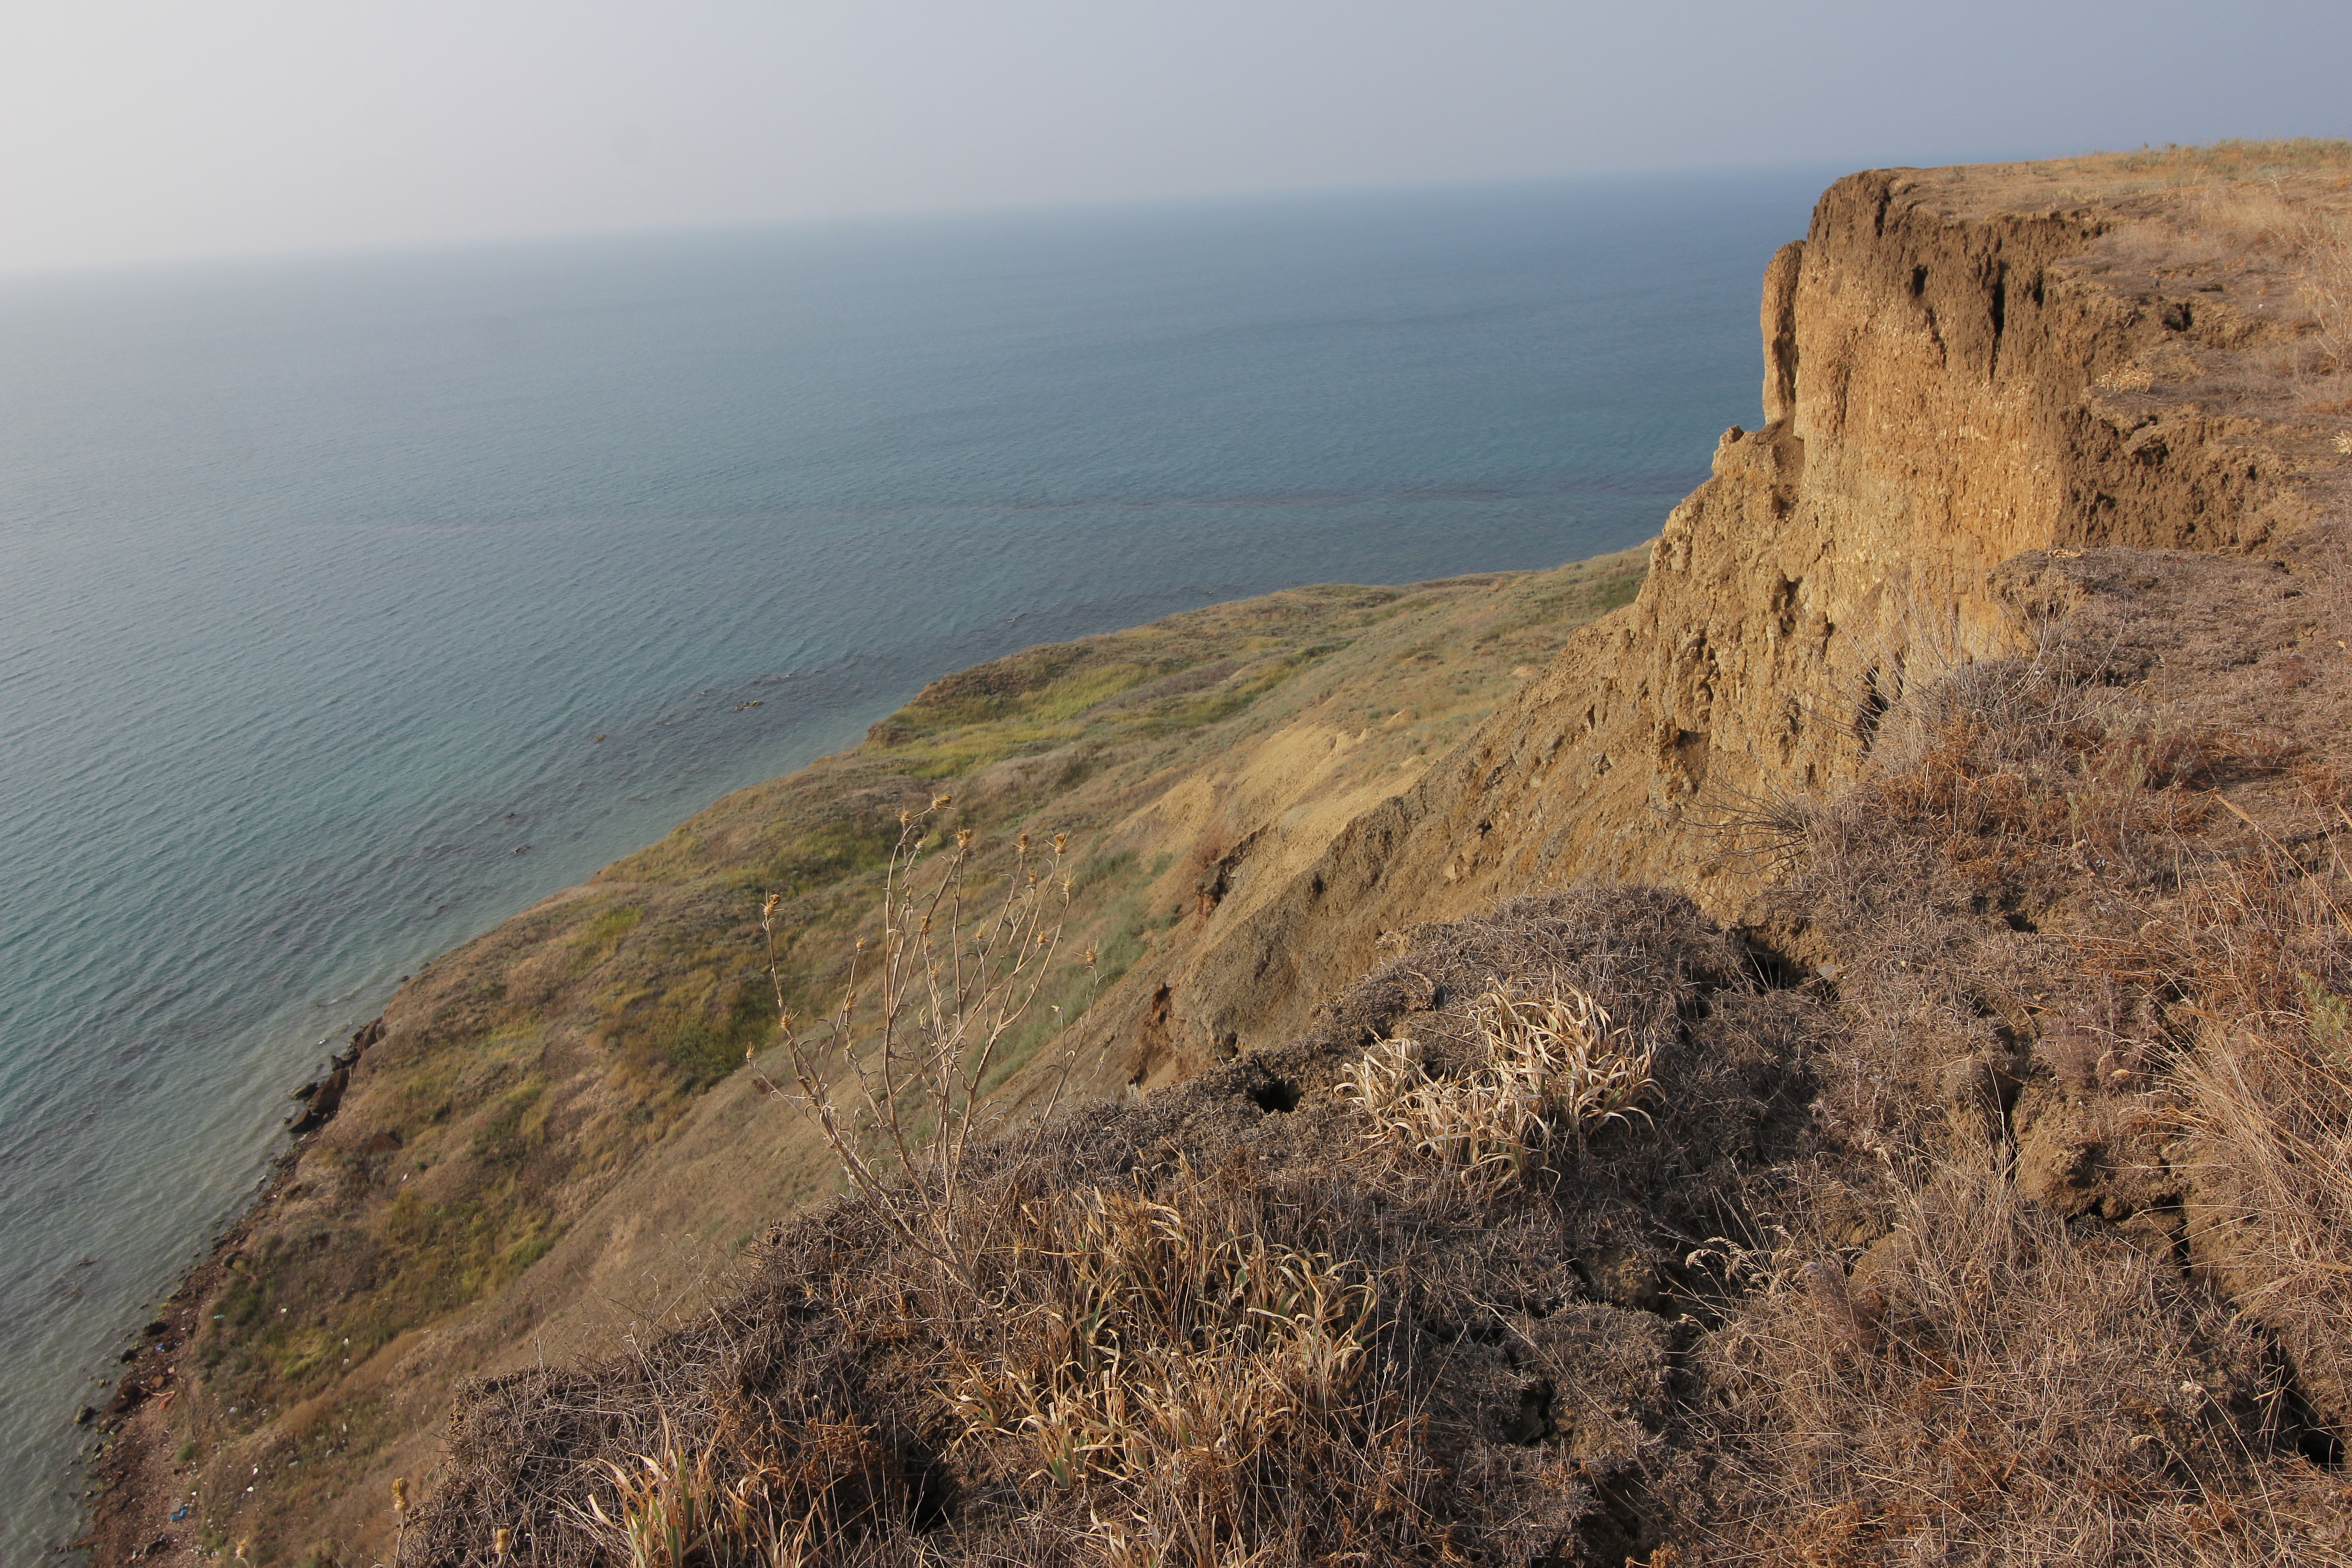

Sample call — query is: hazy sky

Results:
[6,0,2350,275]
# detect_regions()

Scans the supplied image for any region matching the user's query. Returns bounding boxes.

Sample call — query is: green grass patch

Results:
[569,902,643,970]
[470,1074,550,1166]
[754,814,900,896]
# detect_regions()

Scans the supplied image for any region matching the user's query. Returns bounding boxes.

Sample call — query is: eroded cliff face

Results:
[1151,163,2344,1062]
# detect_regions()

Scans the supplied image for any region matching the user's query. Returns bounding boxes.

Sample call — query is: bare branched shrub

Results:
[757,802,1082,1288]
[1343,985,1653,1187]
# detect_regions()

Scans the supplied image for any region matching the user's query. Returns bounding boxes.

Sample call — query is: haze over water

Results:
[0,170,1820,1556]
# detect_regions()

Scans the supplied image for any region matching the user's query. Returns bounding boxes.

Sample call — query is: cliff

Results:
[1160,156,2346,1062]
[88,143,2352,1566]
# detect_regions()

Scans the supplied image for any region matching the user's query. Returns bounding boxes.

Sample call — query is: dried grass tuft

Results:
[943,1162,1403,1565]
[1343,985,1654,1188]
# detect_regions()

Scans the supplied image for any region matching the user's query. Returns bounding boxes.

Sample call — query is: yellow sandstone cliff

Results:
[1152,155,2346,1063]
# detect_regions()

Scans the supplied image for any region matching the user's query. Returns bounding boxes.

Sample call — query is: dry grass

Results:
[1970,141,2352,210]
[571,1416,898,1567]
[2078,152,2352,410]
[396,541,2352,1565]
[940,1164,1401,1566]
[1701,567,2352,1558]
[1342,985,1655,1189]
[402,1149,1450,1568]
[400,883,1804,1567]
[537,1160,1411,1568]
[2136,813,2352,1453]
[1691,1156,2350,1565]
[2298,210,2352,397]
[2179,1000,2352,1456]
[408,809,1459,1567]
[2087,141,2352,185]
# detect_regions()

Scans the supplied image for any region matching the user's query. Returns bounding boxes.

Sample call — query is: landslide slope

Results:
[1167,147,2352,1063]
[86,551,1646,1566]
[384,142,2352,1566]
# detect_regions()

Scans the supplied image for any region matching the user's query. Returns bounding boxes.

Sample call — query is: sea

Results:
[0,167,1828,1557]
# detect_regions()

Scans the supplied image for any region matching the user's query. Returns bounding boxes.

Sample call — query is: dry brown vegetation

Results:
[1684,544,2352,1563]
[103,554,1649,1568]
[407,879,1808,1566]
[399,531,2352,1566]
[1343,986,1656,1190]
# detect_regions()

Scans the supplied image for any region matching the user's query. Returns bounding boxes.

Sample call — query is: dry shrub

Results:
[1342,985,1654,1189]
[757,801,1083,1289]
[1693,1157,2350,1565]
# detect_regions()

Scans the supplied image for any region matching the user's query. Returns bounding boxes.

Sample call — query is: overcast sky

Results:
[6,0,2350,276]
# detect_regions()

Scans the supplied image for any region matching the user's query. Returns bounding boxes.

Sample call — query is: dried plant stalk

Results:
[757,802,1079,1291]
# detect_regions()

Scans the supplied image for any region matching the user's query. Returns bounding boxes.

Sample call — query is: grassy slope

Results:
[393,141,2352,1565]
[409,546,2352,1567]
[140,550,1646,1564]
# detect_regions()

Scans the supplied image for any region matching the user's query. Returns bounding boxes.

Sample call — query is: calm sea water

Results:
[0,170,1824,1556]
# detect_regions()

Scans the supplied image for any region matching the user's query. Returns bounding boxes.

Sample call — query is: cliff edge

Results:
[1164,154,2349,1063]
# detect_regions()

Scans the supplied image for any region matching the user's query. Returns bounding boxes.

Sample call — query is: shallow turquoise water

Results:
[0,169,1826,1556]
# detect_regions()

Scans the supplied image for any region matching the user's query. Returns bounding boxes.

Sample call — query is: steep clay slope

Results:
[1157,152,2352,1064]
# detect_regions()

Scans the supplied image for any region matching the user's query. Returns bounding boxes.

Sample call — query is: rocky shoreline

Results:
[80,1018,385,1565]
